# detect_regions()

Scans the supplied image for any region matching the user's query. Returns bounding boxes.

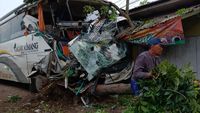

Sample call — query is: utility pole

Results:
[126,0,129,14]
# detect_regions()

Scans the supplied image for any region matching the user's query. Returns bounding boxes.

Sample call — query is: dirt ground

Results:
[0,81,33,113]
[0,81,124,113]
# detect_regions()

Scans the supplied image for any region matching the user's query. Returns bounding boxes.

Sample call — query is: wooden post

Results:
[126,0,129,14]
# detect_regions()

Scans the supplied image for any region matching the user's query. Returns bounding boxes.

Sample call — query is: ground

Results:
[0,80,126,113]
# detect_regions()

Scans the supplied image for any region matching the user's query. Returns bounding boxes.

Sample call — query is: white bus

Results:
[0,0,130,92]
[0,3,54,91]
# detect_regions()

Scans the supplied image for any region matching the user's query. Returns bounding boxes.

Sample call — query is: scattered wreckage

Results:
[0,0,134,101]
[0,0,187,106]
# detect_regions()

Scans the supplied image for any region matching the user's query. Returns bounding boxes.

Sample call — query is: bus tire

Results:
[30,75,47,93]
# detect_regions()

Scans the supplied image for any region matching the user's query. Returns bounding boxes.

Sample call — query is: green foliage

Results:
[123,106,135,113]
[83,5,95,14]
[94,109,108,113]
[40,102,64,113]
[93,104,108,109]
[118,95,135,106]
[144,19,156,25]
[83,5,117,21]
[100,6,110,17]
[100,6,117,21]
[124,61,200,113]
[108,8,117,21]
[140,0,149,6]
[176,8,189,16]
[117,95,138,113]
[7,95,22,103]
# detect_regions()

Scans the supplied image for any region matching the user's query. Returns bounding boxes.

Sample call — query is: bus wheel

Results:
[30,75,48,92]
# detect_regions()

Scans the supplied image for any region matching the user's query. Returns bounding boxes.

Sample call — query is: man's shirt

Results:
[132,51,161,79]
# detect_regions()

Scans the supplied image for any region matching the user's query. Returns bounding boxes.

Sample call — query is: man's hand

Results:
[145,72,153,79]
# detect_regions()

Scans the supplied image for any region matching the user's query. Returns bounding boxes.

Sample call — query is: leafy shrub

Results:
[83,5,95,14]
[125,61,200,113]
[83,5,117,21]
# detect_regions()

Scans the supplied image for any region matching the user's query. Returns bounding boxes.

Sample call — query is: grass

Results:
[94,109,108,113]
[88,95,136,113]
[39,101,64,113]
[117,95,138,113]
[7,95,22,103]
[6,108,25,113]
[117,95,135,106]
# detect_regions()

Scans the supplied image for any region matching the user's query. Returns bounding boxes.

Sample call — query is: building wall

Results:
[132,38,200,79]
[131,15,200,79]
[162,37,200,79]
[162,15,200,79]
[132,37,200,79]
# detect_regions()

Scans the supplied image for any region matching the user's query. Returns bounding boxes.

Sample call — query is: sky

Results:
[107,0,158,9]
[0,0,157,18]
[0,0,23,18]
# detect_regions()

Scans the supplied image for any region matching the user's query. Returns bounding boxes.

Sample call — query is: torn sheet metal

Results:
[23,15,38,31]
[82,18,118,43]
[84,10,100,22]
[34,55,50,74]
[104,62,134,84]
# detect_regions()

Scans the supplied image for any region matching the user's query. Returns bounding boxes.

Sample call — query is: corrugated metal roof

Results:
[129,0,200,20]
[131,4,200,34]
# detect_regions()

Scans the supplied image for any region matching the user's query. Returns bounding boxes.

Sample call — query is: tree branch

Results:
[97,0,134,28]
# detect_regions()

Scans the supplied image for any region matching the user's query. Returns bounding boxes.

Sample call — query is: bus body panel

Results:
[0,33,52,83]
[0,63,18,81]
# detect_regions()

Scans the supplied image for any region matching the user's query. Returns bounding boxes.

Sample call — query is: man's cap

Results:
[147,38,161,46]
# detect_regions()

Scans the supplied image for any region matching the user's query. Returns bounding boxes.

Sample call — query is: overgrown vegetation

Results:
[122,61,200,113]
[83,5,117,21]
[176,8,190,16]
[94,109,107,113]
[7,95,22,103]
[38,101,64,113]
[83,5,95,14]
[140,0,149,6]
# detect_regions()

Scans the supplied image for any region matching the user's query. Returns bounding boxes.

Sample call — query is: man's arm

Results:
[132,54,152,79]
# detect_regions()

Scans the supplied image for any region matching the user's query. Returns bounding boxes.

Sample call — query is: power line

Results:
[121,0,140,8]
[115,0,127,8]
[115,0,126,6]
[114,0,122,4]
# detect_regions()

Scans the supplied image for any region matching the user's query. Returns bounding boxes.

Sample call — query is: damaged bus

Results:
[0,0,132,94]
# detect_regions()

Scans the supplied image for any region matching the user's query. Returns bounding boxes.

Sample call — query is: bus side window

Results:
[0,28,2,42]
[0,21,12,42]
[0,32,2,43]
[10,12,25,39]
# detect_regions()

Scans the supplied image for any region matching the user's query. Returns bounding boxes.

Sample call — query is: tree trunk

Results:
[96,0,134,28]
[88,83,132,96]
